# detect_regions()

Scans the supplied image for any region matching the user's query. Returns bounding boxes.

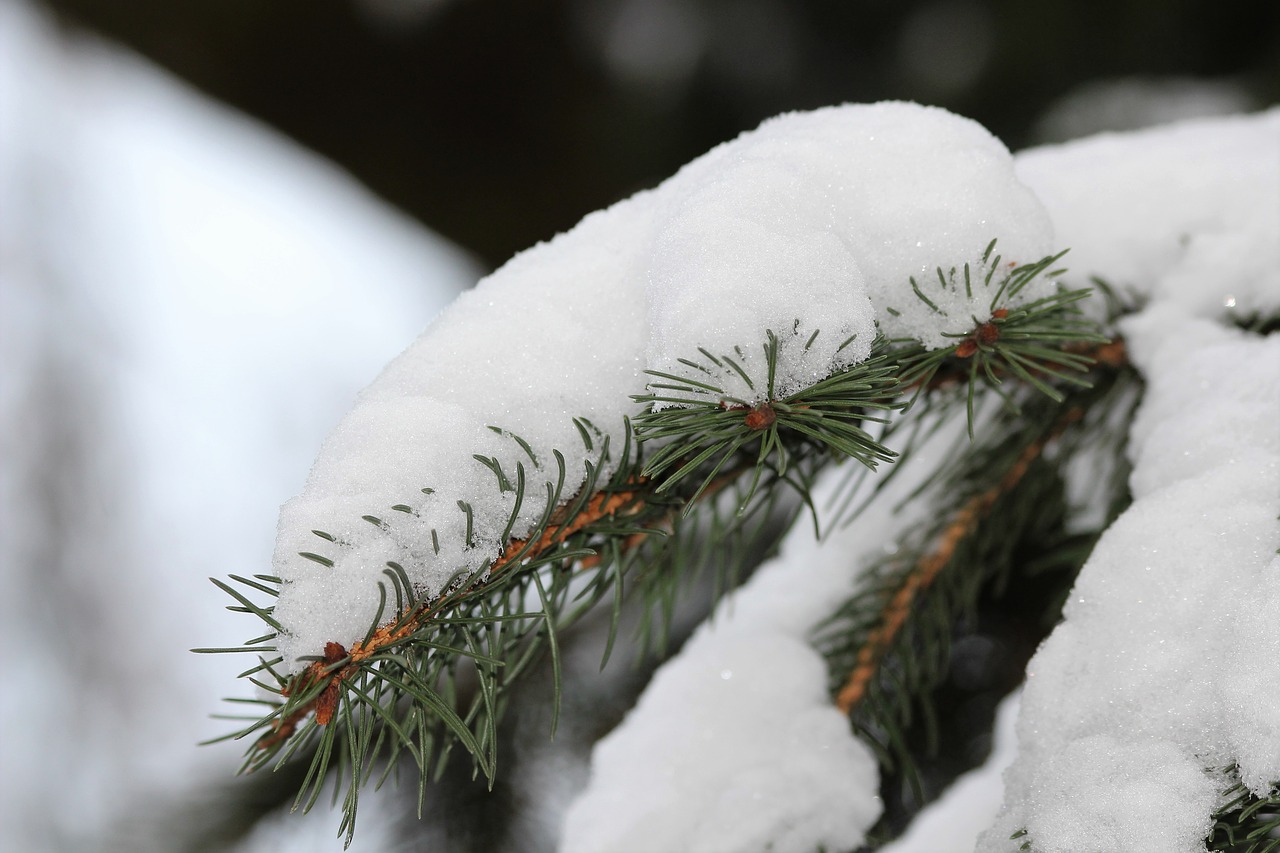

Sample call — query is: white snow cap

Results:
[271,102,1054,667]
[647,102,1053,401]
[272,193,657,667]
[1016,108,1280,320]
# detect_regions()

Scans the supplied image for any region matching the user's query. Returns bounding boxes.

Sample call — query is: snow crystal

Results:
[978,309,1280,853]
[646,102,1053,402]
[273,101,1054,666]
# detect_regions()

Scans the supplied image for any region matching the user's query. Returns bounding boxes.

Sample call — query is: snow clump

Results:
[978,311,1280,853]
[646,102,1053,402]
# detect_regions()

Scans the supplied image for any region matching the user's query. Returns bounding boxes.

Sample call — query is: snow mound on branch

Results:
[647,102,1052,401]
[1016,108,1280,321]
[273,102,1052,667]
[976,109,1280,853]
[979,309,1280,853]
[273,194,657,666]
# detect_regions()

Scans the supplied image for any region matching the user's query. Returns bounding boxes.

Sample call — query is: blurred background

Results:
[1,0,1276,851]
[32,0,1280,267]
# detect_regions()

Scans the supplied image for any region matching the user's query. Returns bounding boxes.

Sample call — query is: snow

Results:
[646,102,1052,400]
[273,100,1053,668]
[561,633,880,853]
[881,691,1022,853]
[1015,109,1280,322]
[9,6,1263,841]
[272,191,658,665]
[0,1,476,850]
[978,313,1280,853]
[976,111,1280,852]
[1033,77,1257,143]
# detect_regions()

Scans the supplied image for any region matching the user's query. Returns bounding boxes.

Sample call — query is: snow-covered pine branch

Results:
[204,102,1280,852]
[264,102,1054,671]
[562,109,1280,853]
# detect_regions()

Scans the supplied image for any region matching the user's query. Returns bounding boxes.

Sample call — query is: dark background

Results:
[39,0,1280,268]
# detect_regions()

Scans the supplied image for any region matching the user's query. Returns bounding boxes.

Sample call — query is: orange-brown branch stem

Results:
[834,409,1086,716]
[257,481,648,747]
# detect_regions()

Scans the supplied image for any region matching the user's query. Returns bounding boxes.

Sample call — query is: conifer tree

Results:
[200,103,1280,852]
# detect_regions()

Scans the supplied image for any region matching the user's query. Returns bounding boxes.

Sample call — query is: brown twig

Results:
[834,408,1087,716]
[259,337,1131,745]
[256,481,649,747]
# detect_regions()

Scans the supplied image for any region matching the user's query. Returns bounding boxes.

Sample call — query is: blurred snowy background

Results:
[0,3,477,851]
[0,0,1274,850]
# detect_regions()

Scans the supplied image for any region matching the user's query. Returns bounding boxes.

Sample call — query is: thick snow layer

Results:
[272,192,657,665]
[972,109,1280,853]
[274,101,1052,667]
[0,1,475,850]
[647,102,1052,400]
[1016,109,1280,321]
[978,312,1280,853]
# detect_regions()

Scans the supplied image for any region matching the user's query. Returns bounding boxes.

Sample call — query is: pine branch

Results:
[199,246,1114,844]
[833,410,1075,716]
[817,351,1139,840]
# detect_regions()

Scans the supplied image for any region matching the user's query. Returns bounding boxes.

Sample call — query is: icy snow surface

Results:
[273,100,1053,668]
[0,1,475,850]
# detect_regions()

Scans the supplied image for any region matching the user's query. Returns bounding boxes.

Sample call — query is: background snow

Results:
[1015,109,1280,322]
[0,2,477,851]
